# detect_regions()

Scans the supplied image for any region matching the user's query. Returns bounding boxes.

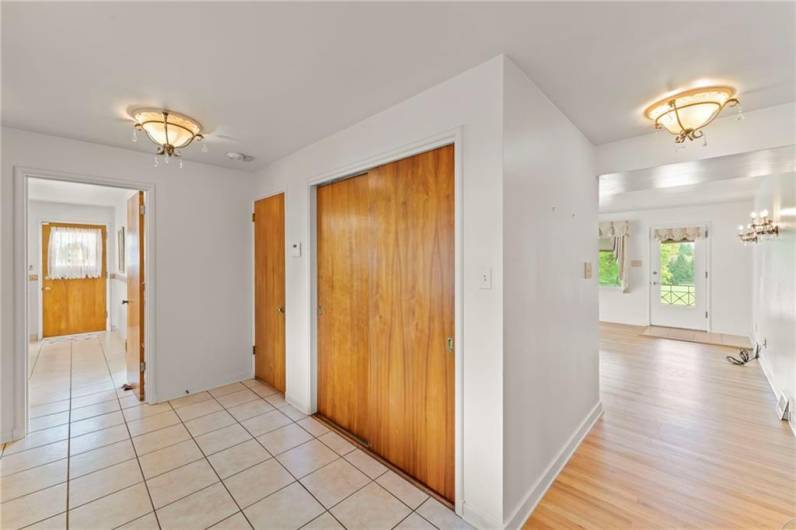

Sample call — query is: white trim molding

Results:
[6,166,157,444]
[503,401,604,529]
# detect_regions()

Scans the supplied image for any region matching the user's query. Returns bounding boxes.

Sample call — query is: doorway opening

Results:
[21,175,152,439]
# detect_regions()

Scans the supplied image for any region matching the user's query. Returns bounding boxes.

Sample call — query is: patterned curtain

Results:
[598,221,631,292]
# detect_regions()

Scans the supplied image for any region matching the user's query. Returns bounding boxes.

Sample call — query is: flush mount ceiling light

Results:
[131,108,206,163]
[644,86,741,143]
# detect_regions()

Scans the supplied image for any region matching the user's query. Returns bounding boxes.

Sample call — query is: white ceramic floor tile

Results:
[116,512,160,530]
[68,439,136,478]
[276,440,338,478]
[257,424,313,455]
[302,512,345,530]
[170,391,213,409]
[296,417,329,437]
[300,458,370,508]
[156,482,238,530]
[241,410,293,437]
[2,424,69,455]
[175,399,224,422]
[216,389,260,409]
[0,482,67,529]
[223,458,295,508]
[243,482,324,530]
[0,440,68,477]
[133,424,191,455]
[138,439,204,479]
[146,459,219,508]
[394,513,437,530]
[24,511,67,530]
[185,410,237,436]
[126,410,181,436]
[68,483,153,530]
[68,459,143,508]
[208,439,271,478]
[70,424,130,456]
[210,511,253,530]
[208,383,248,398]
[122,403,172,422]
[227,399,275,422]
[195,424,253,455]
[316,431,355,456]
[416,498,474,529]
[344,449,388,479]
[70,411,125,437]
[70,400,120,422]
[376,471,429,509]
[0,458,67,503]
[330,482,411,530]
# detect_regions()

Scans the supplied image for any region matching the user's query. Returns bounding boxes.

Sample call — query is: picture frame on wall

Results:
[117,227,125,273]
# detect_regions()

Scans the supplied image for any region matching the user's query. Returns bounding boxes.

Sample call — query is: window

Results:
[659,241,695,306]
[48,226,103,279]
[599,249,620,286]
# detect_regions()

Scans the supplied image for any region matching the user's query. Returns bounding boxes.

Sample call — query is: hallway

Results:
[2,334,469,529]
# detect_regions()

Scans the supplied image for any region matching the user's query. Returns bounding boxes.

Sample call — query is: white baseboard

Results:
[503,401,604,530]
[462,502,502,530]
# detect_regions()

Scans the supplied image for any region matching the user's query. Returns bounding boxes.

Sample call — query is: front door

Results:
[126,192,145,400]
[650,233,708,330]
[42,222,108,337]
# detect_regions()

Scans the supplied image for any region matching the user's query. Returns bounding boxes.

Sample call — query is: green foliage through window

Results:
[599,250,620,286]
[659,241,695,305]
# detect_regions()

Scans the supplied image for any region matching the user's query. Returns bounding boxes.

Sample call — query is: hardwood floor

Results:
[524,322,796,529]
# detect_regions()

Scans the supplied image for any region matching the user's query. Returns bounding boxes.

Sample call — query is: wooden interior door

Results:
[317,175,370,441]
[254,194,286,392]
[42,223,108,337]
[126,192,145,400]
[367,145,455,501]
[316,145,455,501]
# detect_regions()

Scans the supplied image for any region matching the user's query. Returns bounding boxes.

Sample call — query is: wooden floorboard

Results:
[523,323,796,529]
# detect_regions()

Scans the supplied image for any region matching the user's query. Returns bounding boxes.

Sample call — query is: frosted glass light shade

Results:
[132,109,202,150]
[644,86,738,141]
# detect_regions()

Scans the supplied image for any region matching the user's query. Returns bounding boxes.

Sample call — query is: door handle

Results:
[122,300,130,304]
[276,306,285,314]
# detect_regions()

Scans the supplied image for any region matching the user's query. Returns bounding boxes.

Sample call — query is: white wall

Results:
[501,59,600,527]
[1,128,256,442]
[596,102,796,175]
[752,172,796,415]
[255,56,505,527]
[599,201,753,336]
[27,200,116,339]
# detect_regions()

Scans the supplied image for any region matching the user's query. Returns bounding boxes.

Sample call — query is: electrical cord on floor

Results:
[726,343,760,366]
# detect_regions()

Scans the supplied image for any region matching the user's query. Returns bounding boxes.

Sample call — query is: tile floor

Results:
[1,332,472,530]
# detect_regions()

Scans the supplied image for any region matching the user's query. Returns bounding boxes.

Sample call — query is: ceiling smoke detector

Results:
[226,151,255,162]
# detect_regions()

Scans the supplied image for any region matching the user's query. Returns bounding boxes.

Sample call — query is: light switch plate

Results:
[291,242,302,257]
[480,268,492,289]
[631,259,642,268]
[584,262,593,279]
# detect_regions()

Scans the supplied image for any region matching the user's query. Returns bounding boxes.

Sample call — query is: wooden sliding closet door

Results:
[316,145,455,502]
[254,194,286,392]
[367,145,455,501]
[316,175,370,440]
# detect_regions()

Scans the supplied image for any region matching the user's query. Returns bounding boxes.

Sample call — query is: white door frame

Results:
[648,223,712,331]
[11,166,157,442]
[301,128,464,514]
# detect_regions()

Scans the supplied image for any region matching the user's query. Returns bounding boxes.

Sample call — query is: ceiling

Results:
[3,2,794,171]
[28,178,136,208]
[598,145,795,212]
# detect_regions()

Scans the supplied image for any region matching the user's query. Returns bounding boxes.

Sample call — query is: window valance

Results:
[598,221,630,238]
[654,226,705,242]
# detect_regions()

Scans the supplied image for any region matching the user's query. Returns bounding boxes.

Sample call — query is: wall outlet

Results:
[479,268,492,289]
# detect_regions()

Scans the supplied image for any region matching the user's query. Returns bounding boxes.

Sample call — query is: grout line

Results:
[164,399,257,529]
[66,339,73,529]
[96,334,163,530]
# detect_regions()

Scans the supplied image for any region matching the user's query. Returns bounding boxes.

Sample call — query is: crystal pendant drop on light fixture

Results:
[132,128,138,143]
[202,143,208,153]
[153,156,159,167]
[179,158,184,169]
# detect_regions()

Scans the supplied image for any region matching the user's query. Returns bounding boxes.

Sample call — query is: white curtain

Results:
[598,221,631,292]
[47,226,103,279]
[653,226,705,242]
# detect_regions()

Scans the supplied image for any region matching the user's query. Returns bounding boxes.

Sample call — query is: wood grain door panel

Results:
[316,145,455,501]
[254,194,286,392]
[42,223,107,338]
[317,175,371,440]
[367,145,455,501]
[126,192,145,400]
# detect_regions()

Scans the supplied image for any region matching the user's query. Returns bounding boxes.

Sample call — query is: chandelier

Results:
[737,210,779,244]
[644,86,740,143]
[131,108,205,164]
